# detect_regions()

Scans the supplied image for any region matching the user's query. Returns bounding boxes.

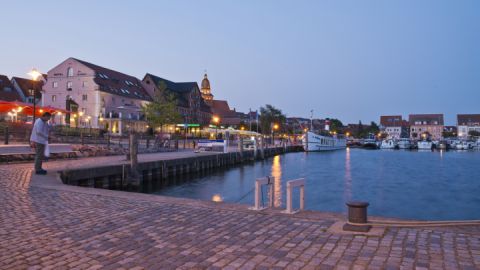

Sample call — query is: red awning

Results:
[0,100,69,116]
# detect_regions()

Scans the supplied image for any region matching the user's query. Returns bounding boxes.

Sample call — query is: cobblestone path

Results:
[0,161,479,270]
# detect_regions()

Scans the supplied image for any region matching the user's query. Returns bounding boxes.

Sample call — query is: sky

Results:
[1,0,479,125]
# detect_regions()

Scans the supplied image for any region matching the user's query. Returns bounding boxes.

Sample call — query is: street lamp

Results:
[212,116,220,139]
[27,68,42,124]
[272,123,279,146]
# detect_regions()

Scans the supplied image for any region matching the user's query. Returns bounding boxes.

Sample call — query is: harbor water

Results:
[153,149,480,221]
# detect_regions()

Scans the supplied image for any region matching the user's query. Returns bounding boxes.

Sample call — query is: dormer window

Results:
[67,67,74,77]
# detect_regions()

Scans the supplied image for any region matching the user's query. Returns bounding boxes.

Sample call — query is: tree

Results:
[142,81,182,132]
[259,104,286,134]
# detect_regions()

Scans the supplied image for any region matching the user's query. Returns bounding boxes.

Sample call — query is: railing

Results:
[283,178,305,214]
[248,176,274,211]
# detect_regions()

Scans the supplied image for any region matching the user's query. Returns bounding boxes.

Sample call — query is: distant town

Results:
[1,57,479,143]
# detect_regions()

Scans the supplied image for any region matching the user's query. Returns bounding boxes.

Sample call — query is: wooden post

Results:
[259,136,265,160]
[129,132,140,184]
[238,137,244,160]
[107,133,110,149]
[4,127,8,145]
[80,130,84,145]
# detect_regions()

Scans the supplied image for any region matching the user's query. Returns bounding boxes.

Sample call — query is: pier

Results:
[60,146,303,191]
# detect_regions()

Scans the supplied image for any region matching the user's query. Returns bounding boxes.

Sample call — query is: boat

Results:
[362,139,379,149]
[417,140,433,150]
[302,131,346,151]
[380,139,397,149]
[456,141,470,150]
[397,138,411,149]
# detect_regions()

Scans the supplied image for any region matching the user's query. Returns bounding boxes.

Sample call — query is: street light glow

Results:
[27,68,42,81]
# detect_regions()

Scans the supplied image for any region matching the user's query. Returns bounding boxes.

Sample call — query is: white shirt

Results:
[30,118,50,145]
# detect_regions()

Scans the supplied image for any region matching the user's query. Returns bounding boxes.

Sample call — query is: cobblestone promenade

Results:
[0,155,479,269]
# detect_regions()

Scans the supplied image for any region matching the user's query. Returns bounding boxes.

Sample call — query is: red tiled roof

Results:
[380,115,402,127]
[0,75,22,102]
[457,114,480,126]
[409,114,444,125]
[210,100,241,125]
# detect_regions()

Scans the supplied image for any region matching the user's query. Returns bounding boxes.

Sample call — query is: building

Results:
[380,115,409,139]
[409,114,444,140]
[457,114,480,138]
[42,57,151,134]
[11,76,43,104]
[200,73,214,103]
[142,73,212,127]
[0,75,22,102]
[209,100,241,127]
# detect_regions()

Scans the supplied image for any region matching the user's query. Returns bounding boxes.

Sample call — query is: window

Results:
[67,67,73,77]
[82,81,87,87]
[67,81,73,90]
[3,87,11,92]
[53,81,58,88]
[52,95,57,102]
[82,94,88,101]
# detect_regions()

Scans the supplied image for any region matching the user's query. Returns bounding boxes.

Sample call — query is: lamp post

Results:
[27,69,42,124]
[213,116,220,139]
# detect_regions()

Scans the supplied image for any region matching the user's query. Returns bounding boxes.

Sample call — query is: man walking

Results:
[30,112,52,175]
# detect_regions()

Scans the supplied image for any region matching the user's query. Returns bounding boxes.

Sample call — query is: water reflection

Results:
[343,147,352,205]
[211,194,223,202]
[271,155,282,207]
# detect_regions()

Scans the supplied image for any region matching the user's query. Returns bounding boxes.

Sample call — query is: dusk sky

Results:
[1,0,479,125]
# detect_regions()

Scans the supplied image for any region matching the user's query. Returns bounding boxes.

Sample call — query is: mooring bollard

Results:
[248,176,274,211]
[343,201,372,232]
[4,127,8,145]
[282,178,305,214]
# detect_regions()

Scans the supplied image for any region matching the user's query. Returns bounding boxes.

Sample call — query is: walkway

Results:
[0,153,479,269]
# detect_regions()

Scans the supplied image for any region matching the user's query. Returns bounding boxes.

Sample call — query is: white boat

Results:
[417,140,433,150]
[456,141,470,150]
[397,138,411,149]
[380,139,397,149]
[302,131,346,152]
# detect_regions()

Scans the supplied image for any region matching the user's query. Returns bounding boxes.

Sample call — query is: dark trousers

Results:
[34,143,45,171]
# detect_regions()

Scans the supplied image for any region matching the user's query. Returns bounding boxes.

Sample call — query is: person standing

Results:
[30,112,52,175]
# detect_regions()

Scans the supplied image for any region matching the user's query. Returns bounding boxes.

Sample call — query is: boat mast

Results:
[310,109,313,131]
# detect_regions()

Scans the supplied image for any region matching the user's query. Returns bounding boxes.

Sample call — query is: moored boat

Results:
[397,138,411,149]
[380,139,397,149]
[302,131,346,152]
[417,140,433,150]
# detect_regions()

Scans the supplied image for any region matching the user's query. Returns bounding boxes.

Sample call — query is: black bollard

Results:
[343,201,372,232]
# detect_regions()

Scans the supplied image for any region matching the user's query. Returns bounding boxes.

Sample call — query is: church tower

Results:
[200,73,214,103]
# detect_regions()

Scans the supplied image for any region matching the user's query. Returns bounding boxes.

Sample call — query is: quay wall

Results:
[60,146,303,191]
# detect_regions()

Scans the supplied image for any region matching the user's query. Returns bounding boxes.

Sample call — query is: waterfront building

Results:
[142,73,212,126]
[209,100,241,127]
[457,114,480,139]
[409,114,444,140]
[11,76,44,104]
[42,57,151,134]
[380,115,409,139]
[0,75,22,102]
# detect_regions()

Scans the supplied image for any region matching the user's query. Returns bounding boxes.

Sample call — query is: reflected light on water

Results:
[211,194,223,202]
[343,147,352,204]
[271,155,282,207]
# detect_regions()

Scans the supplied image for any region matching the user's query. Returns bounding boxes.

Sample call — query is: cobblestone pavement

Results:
[0,160,480,270]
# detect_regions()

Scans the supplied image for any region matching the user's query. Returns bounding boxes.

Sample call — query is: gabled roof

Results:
[11,77,43,99]
[409,114,444,125]
[72,58,151,101]
[210,100,238,118]
[457,114,480,126]
[144,73,211,112]
[0,75,22,102]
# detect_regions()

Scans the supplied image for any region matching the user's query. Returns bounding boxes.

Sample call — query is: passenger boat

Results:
[417,140,433,150]
[397,138,411,149]
[302,131,346,151]
[380,139,397,149]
